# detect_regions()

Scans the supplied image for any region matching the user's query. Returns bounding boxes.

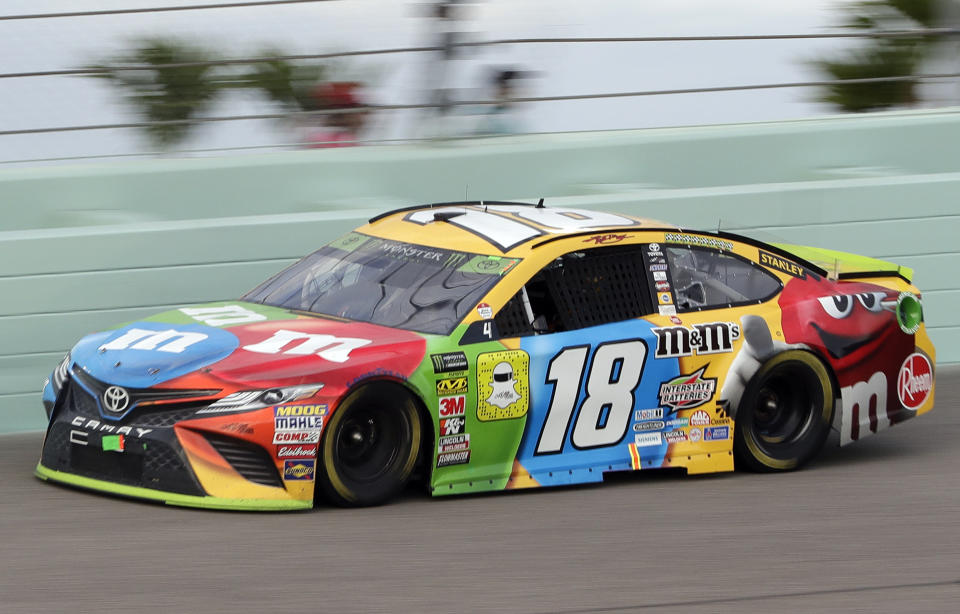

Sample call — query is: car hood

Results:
[69,301,429,390]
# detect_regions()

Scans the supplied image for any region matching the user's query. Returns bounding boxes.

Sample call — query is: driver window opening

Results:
[495,246,654,337]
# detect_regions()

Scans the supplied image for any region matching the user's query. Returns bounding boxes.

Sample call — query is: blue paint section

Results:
[516,319,680,486]
[71,322,239,389]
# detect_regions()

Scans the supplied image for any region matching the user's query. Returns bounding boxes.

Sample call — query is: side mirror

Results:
[678,281,706,307]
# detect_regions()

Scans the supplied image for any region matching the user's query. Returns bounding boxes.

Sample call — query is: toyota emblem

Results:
[102,386,130,414]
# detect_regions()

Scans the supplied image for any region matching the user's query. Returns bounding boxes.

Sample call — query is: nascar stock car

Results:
[37,202,935,510]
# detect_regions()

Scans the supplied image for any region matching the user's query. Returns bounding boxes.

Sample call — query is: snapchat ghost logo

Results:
[487,362,521,409]
[477,350,529,421]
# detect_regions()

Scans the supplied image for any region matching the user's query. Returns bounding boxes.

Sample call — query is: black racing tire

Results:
[733,350,835,472]
[316,382,422,507]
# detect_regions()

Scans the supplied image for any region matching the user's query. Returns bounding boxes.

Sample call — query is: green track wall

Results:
[3,108,958,433]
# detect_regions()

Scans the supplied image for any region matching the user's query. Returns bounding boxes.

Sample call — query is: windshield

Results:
[243,233,520,335]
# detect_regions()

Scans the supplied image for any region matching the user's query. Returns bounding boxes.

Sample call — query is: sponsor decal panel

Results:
[439,416,466,436]
[898,353,932,410]
[277,444,318,458]
[758,250,804,278]
[665,417,689,428]
[437,449,471,468]
[274,415,324,431]
[704,426,730,441]
[664,233,735,252]
[275,404,327,416]
[688,427,703,442]
[476,303,493,319]
[438,434,470,453]
[283,459,316,481]
[439,395,466,417]
[635,408,663,421]
[664,430,687,444]
[634,432,663,447]
[274,404,327,435]
[633,420,665,432]
[436,377,468,396]
[273,431,320,444]
[653,322,740,359]
[431,352,469,374]
[689,410,711,426]
[476,350,530,421]
[658,368,717,411]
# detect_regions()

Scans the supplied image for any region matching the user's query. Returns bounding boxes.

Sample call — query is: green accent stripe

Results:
[35,463,312,512]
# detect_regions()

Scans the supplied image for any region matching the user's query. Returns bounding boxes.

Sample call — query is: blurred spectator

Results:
[304,81,368,148]
[475,68,529,136]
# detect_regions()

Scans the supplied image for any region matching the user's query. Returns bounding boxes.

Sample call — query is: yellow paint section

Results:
[177,428,308,503]
[664,451,735,474]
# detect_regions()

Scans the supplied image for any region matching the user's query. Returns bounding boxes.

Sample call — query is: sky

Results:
[0,0,861,164]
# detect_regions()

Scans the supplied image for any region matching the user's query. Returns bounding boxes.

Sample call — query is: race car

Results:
[36,201,936,510]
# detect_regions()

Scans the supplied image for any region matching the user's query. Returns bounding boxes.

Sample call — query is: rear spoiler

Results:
[771,243,913,283]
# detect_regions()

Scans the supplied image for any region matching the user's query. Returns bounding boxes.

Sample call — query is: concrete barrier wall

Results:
[3,108,958,433]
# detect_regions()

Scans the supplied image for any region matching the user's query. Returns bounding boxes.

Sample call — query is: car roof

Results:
[359,201,681,257]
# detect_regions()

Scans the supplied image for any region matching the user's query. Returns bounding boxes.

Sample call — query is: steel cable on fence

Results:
[3,72,960,138]
[2,29,958,80]
[0,0,336,21]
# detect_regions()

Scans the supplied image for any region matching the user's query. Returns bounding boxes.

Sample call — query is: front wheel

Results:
[316,383,422,507]
[733,350,835,472]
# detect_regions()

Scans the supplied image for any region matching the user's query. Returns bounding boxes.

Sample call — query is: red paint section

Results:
[779,274,915,424]
[194,318,426,390]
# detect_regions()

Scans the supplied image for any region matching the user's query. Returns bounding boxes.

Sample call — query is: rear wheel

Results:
[733,350,834,472]
[317,383,422,507]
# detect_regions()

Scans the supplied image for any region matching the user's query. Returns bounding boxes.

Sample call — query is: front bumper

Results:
[35,463,311,511]
[37,379,315,512]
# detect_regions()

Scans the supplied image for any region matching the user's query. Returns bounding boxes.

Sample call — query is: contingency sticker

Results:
[458,256,520,276]
[476,350,529,421]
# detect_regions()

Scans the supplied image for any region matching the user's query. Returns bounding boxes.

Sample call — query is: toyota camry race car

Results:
[37,202,936,510]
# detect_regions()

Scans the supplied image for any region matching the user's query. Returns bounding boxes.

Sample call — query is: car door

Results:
[492,242,682,486]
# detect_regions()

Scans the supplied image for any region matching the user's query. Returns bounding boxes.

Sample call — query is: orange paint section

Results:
[176,427,309,502]
[505,459,540,490]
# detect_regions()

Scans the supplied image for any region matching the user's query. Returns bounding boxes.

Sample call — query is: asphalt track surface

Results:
[2,370,958,614]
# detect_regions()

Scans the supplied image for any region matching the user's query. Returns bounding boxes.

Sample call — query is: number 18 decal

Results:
[535,339,647,454]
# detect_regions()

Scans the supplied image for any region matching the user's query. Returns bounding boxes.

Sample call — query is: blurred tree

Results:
[91,39,221,149]
[815,0,941,112]
[91,40,332,149]
[232,49,328,112]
